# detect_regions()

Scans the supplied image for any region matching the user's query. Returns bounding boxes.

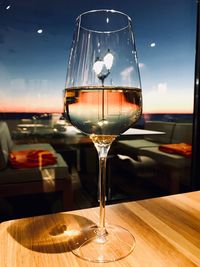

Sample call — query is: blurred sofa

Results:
[0,121,73,212]
[115,121,193,194]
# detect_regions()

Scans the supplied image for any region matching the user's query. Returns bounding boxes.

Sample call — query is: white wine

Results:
[64,86,142,137]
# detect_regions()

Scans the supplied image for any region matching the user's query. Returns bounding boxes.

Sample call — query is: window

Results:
[0,0,196,116]
[0,0,197,199]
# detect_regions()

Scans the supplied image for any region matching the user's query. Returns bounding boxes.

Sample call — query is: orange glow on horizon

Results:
[0,90,193,114]
[0,106,193,114]
[0,107,63,113]
[143,108,193,114]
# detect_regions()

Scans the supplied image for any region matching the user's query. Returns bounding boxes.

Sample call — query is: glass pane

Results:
[0,0,197,215]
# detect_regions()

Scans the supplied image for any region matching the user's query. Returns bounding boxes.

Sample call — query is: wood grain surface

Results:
[0,191,200,267]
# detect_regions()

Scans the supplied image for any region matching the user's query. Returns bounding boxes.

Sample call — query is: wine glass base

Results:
[71,224,135,263]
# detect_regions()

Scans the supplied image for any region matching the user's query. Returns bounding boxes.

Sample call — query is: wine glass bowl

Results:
[65,86,142,136]
[64,9,142,262]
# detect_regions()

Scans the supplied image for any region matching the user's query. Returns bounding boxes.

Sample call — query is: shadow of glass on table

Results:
[7,213,96,253]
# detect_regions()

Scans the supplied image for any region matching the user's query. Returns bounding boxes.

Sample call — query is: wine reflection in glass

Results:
[64,9,142,263]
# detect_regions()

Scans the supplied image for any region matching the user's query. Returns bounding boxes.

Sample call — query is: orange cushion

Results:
[9,150,57,168]
[159,143,192,158]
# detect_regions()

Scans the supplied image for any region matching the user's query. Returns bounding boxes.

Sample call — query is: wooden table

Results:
[1,191,200,267]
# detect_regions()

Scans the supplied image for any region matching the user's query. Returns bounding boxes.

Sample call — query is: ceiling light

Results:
[37,29,43,34]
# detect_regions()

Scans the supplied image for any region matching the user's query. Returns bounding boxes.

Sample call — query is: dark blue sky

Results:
[0,0,197,113]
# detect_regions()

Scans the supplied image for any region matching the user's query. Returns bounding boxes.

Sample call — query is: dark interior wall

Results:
[192,0,200,189]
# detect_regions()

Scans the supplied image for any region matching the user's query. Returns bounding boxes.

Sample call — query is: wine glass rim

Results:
[76,9,132,33]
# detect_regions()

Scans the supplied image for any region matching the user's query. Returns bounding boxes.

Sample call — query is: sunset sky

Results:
[0,0,197,114]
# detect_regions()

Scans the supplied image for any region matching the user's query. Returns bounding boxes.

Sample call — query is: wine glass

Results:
[64,9,142,263]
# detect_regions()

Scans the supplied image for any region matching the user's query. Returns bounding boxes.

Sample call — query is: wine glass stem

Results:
[94,142,111,239]
[99,156,107,231]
